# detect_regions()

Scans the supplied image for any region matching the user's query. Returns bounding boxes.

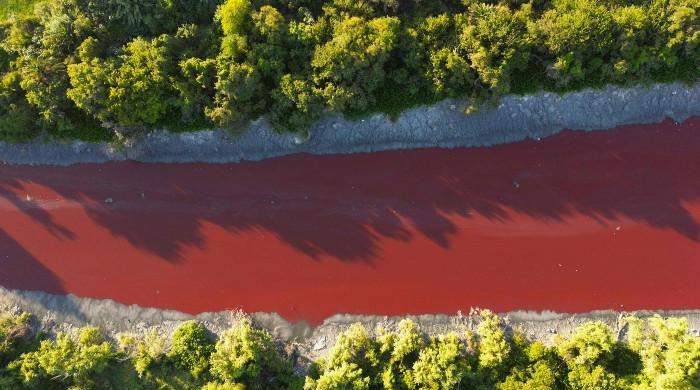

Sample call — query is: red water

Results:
[1,117,700,324]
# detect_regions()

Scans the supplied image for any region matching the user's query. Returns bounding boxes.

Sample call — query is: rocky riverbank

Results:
[1,82,699,166]
[3,287,699,363]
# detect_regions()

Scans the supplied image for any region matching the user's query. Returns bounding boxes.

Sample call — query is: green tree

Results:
[305,324,380,389]
[0,70,39,141]
[67,36,173,127]
[375,319,424,390]
[202,382,246,390]
[270,73,324,131]
[460,3,533,94]
[627,315,700,389]
[210,319,297,389]
[117,329,167,376]
[610,5,662,81]
[412,333,470,389]
[168,320,215,380]
[662,0,700,69]
[218,0,253,38]
[497,341,564,390]
[402,13,475,97]
[12,326,115,388]
[208,61,266,127]
[106,36,173,126]
[311,16,400,112]
[555,321,621,390]
[305,362,371,390]
[0,311,34,366]
[477,310,511,370]
[175,56,217,125]
[534,0,615,86]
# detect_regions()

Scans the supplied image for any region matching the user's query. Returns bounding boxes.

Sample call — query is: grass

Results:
[0,0,41,20]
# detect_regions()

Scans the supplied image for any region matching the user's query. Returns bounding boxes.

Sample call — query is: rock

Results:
[104,198,114,204]
[313,336,327,351]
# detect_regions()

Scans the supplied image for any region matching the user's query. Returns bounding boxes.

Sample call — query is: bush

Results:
[0,311,34,365]
[210,319,298,389]
[12,326,115,388]
[168,320,215,379]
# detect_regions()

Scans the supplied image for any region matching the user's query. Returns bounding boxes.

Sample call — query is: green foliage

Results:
[412,333,470,389]
[477,310,511,369]
[202,382,246,390]
[630,315,700,389]
[0,0,40,21]
[12,326,115,388]
[375,319,424,389]
[217,0,252,37]
[0,70,39,141]
[555,321,615,367]
[0,0,698,138]
[270,73,324,131]
[117,329,167,376]
[210,319,297,389]
[461,3,533,94]
[305,362,370,390]
[534,0,615,86]
[307,323,380,388]
[4,309,700,389]
[427,47,474,97]
[168,320,215,379]
[208,61,266,127]
[497,341,564,389]
[0,311,34,365]
[68,36,173,127]
[609,4,663,81]
[311,16,399,113]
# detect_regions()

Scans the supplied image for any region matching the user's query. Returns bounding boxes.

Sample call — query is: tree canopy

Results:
[0,0,697,140]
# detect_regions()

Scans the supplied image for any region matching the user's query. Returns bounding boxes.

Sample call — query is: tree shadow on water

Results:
[0,118,699,263]
[0,229,88,322]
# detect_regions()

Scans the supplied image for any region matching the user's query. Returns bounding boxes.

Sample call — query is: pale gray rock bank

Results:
[3,287,700,362]
[1,82,699,165]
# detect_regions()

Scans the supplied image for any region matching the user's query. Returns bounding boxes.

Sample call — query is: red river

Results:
[1,117,700,324]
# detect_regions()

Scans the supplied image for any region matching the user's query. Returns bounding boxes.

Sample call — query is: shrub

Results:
[210,319,298,389]
[168,320,215,379]
[12,326,115,388]
[412,333,470,389]
[117,329,167,376]
[0,311,33,365]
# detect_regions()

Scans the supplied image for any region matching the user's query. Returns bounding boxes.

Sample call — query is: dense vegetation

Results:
[1,308,700,389]
[0,0,697,141]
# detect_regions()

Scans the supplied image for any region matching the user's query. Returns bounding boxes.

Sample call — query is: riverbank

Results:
[3,286,700,362]
[1,82,699,166]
